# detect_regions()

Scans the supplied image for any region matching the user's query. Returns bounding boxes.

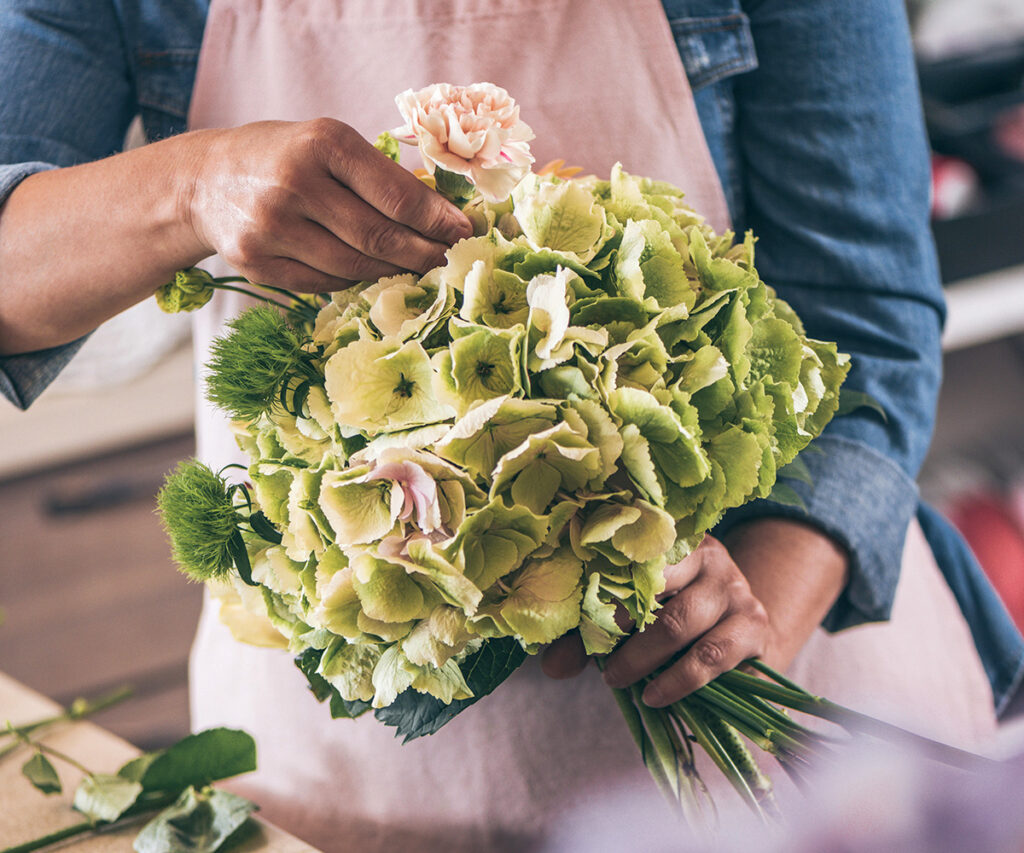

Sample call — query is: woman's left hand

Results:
[541,535,772,708]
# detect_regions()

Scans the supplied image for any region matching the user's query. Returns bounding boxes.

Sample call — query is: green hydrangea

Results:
[170,160,849,710]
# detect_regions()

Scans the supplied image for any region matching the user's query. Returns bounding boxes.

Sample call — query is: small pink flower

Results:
[366,456,442,534]
[392,82,535,202]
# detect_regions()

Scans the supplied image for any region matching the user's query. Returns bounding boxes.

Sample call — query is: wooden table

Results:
[0,673,320,852]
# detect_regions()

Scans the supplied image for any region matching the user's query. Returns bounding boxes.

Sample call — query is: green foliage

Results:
[205,307,311,422]
[374,637,527,742]
[131,729,256,793]
[157,461,239,582]
[21,753,61,795]
[74,774,143,822]
[133,787,256,853]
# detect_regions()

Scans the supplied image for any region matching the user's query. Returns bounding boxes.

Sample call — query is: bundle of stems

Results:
[609,659,991,823]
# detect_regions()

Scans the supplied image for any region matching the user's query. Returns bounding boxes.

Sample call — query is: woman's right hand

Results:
[185,118,473,292]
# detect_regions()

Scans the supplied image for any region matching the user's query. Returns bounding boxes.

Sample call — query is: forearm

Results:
[722,517,849,668]
[0,133,212,355]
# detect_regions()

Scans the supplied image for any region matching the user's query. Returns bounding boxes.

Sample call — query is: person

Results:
[0,0,1019,849]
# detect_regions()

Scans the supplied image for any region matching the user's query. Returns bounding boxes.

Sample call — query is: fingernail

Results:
[642,685,665,707]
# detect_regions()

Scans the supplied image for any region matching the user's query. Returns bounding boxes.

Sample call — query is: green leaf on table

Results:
[374,636,527,743]
[135,729,256,793]
[73,773,143,822]
[117,753,160,784]
[134,786,257,853]
[22,752,61,795]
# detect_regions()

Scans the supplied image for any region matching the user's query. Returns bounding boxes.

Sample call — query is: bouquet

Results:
[157,83,977,822]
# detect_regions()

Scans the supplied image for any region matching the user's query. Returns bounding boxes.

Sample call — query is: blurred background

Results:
[2,0,1024,754]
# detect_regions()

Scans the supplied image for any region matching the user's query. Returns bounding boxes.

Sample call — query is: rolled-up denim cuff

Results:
[714,435,919,632]
[0,161,87,409]
[0,160,56,205]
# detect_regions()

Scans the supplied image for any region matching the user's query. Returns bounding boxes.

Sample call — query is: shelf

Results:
[942,263,1024,351]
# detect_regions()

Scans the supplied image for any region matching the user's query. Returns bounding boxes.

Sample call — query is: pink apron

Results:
[186,2,995,849]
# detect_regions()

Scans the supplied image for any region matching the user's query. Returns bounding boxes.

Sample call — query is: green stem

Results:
[0,819,96,853]
[15,735,93,776]
[631,686,683,804]
[1,687,132,750]
[609,687,674,802]
[703,714,778,819]
[0,800,172,853]
[676,701,765,820]
[719,668,991,771]
[696,684,818,759]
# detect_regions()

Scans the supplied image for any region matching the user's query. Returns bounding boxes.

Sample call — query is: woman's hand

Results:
[0,117,473,354]
[540,518,849,707]
[186,118,472,292]
[542,536,771,707]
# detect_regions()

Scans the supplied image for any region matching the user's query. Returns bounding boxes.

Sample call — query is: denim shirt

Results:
[2,0,1021,711]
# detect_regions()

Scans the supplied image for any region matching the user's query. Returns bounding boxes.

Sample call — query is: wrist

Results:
[170,128,223,264]
[721,517,849,668]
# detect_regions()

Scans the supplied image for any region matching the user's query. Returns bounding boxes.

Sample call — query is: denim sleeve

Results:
[0,0,136,408]
[714,0,944,630]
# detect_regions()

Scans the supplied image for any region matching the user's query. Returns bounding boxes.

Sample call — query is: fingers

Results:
[640,614,765,708]
[602,572,728,689]
[303,180,451,273]
[313,119,472,245]
[245,257,356,294]
[275,219,408,283]
[601,536,770,707]
[190,119,473,289]
[541,633,589,679]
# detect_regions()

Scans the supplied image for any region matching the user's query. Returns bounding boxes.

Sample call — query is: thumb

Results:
[540,632,589,679]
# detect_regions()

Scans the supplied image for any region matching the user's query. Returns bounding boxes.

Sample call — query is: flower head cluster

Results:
[163,96,848,714]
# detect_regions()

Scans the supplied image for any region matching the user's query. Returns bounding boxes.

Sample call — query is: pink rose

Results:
[392,82,535,202]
